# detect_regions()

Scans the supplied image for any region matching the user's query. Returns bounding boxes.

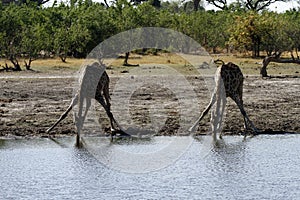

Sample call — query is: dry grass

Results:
[1,54,299,76]
[108,53,200,75]
[205,54,300,75]
[0,58,84,72]
[110,53,187,65]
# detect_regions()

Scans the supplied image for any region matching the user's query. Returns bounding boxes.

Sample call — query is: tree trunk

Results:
[123,52,130,66]
[24,57,33,70]
[9,56,21,71]
[103,0,109,7]
[59,54,67,63]
[296,48,299,59]
[193,0,201,11]
[251,37,260,58]
[260,56,271,77]
[4,63,9,71]
[257,39,260,57]
[252,42,257,57]
[260,52,300,78]
[213,46,217,54]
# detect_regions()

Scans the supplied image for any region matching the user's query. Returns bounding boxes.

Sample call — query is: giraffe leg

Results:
[211,89,221,141]
[82,98,91,125]
[211,104,218,142]
[96,96,126,138]
[218,95,226,139]
[102,82,115,131]
[75,98,91,148]
[211,88,226,140]
[75,95,85,147]
[216,78,226,139]
[243,116,249,130]
[189,93,216,133]
[46,94,79,134]
[231,95,258,135]
[102,87,116,140]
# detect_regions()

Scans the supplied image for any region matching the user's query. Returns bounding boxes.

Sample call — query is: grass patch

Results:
[31,58,84,72]
[1,54,299,76]
[0,58,84,73]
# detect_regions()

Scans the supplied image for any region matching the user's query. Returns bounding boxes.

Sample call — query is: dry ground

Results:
[0,55,299,138]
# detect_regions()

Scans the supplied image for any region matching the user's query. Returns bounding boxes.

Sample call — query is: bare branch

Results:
[207,0,228,10]
[207,0,289,11]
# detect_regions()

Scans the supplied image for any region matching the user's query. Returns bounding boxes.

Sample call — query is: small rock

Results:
[33,122,40,126]
[5,122,15,126]
[20,94,29,98]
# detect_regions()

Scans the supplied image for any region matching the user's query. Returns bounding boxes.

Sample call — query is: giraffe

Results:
[46,61,127,147]
[189,60,258,141]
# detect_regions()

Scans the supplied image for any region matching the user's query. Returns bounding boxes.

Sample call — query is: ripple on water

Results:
[1,135,300,199]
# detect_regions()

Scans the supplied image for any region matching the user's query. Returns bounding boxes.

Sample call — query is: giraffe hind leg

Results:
[75,97,91,145]
[102,87,129,136]
[232,95,259,135]
[210,96,226,141]
[96,96,126,139]
[215,78,226,139]
[217,94,226,139]
[102,82,115,131]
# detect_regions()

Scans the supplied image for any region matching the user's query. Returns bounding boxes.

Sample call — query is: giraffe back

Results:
[220,62,244,99]
[79,62,109,99]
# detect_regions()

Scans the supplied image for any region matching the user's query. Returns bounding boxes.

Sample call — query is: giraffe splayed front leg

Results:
[46,94,79,134]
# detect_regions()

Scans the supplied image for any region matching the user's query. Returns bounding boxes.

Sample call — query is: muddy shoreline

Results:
[0,72,299,138]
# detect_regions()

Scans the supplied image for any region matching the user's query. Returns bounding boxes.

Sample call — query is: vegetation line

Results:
[1,0,300,77]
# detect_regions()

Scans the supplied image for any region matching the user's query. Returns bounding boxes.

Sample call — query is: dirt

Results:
[0,70,299,138]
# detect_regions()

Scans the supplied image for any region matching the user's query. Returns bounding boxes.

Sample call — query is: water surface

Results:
[1,135,300,199]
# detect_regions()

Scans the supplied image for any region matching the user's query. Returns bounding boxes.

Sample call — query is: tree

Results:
[51,3,91,62]
[111,0,138,63]
[206,11,232,53]
[18,5,53,70]
[228,12,262,57]
[0,4,23,70]
[1,0,50,6]
[160,1,182,13]
[193,0,201,11]
[206,0,290,11]
[131,0,161,8]
[206,0,229,10]
[80,2,116,55]
[260,11,300,77]
[244,0,289,11]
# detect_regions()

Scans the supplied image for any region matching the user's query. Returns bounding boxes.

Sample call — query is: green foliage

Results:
[228,10,297,57]
[50,3,92,61]
[0,4,24,69]
[0,0,300,70]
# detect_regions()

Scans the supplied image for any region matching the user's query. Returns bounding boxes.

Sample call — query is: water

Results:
[1,135,300,199]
